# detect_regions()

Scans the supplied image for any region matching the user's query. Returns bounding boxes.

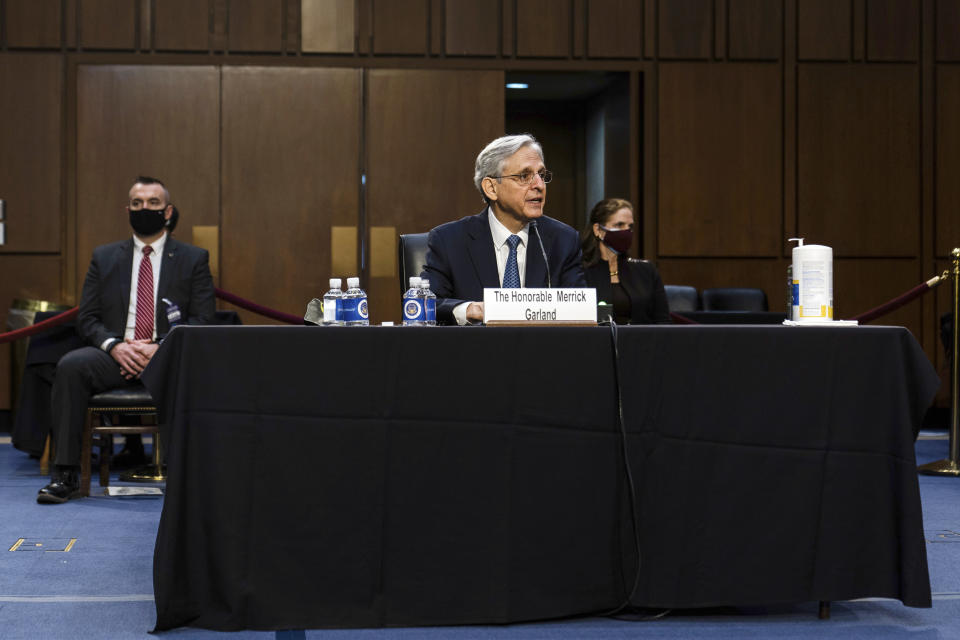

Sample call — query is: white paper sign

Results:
[483,288,597,325]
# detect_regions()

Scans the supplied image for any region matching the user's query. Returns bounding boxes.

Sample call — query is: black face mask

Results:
[129,208,168,236]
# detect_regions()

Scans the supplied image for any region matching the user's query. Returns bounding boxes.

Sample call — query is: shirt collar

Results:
[133,231,168,256]
[487,207,529,249]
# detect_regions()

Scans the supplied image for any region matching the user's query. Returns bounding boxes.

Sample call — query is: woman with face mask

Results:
[580,198,670,324]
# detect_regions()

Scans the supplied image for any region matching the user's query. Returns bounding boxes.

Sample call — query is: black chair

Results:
[79,309,242,494]
[398,232,429,293]
[664,285,700,312]
[702,287,769,312]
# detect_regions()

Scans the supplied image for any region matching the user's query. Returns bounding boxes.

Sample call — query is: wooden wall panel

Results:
[797,65,919,257]
[936,66,960,258]
[728,0,781,60]
[372,0,428,55]
[658,63,782,257]
[586,0,641,59]
[79,0,137,49]
[658,0,711,59]
[0,256,62,410]
[228,0,283,52]
[76,66,220,296]
[0,55,62,253]
[5,0,62,48]
[516,0,570,58]
[866,0,919,61]
[221,67,360,325]
[798,0,850,61]
[302,0,355,53]
[656,258,788,314]
[445,0,498,56]
[366,69,503,322]
[937,0,960,61]
[155,0,211,51]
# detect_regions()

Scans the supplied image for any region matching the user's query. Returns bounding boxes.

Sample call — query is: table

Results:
[143,325,939,631]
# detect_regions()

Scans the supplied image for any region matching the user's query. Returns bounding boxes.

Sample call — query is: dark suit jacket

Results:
[422,210,587,324]
[584,257,670,324]
[78,235,216,347]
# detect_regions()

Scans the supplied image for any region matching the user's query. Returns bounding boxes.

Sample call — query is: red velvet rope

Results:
[0,307,79,344]
[846,281,931,324]
[213,287,302,325]
[0,277,947,344]
[670,312,698,325]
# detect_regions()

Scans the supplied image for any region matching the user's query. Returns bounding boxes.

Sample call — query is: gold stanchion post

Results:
[919,247,960,476]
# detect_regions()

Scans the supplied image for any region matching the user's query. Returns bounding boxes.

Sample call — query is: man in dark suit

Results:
[37,176,215,503]
[422,134,586,325]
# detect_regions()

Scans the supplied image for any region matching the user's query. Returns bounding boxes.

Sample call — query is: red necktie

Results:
[134,246,154,340]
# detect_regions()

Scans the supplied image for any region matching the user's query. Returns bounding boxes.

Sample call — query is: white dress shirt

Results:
[100,233,167,351]
[452,208,529,325]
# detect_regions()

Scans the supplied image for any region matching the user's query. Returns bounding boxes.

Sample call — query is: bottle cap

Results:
[421,279,430,289]
[329,278,341,288]
[347,277,360,288]
[409,276,421,287]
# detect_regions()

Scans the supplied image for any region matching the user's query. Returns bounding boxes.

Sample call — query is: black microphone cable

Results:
[529,220,551,288]
[599,320,672,621]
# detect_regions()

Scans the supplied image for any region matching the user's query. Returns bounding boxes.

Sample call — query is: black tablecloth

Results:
[144,324,939,631]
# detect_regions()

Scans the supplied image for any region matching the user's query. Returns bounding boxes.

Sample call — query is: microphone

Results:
[529,220,551,288]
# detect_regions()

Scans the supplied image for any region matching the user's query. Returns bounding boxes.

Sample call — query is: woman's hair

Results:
[580,198,634,267]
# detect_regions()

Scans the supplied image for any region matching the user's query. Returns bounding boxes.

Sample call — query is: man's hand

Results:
[466,302,484,323]
[111,339,159,379]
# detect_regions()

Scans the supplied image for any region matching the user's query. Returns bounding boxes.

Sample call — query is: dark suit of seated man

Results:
[422,134,586,325]
[37,176,215,504]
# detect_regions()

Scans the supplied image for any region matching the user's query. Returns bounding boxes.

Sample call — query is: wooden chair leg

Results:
[99,433,112,488]
[80,410,93,497]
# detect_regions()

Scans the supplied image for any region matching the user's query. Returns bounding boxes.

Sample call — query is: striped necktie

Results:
[134,246,154,340]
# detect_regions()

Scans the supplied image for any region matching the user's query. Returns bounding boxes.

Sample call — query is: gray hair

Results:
[473,134,544,203]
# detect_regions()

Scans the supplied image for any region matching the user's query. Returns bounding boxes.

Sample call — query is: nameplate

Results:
[483,288,597,326]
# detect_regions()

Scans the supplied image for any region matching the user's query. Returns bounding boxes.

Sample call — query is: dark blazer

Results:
[422,209,587,324]
[584,257,670,324]
[77,235,216,347]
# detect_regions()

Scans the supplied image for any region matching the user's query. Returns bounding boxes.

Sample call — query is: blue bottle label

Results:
[424,297,436,322]
[403,297,425,322]
[343,296,368,322]
[342,298,359,321]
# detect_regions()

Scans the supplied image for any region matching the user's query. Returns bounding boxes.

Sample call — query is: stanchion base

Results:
[918,459,960,476]
[119,464,166,483]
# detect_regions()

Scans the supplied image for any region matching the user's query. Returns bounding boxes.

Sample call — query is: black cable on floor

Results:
[599,321,671,621]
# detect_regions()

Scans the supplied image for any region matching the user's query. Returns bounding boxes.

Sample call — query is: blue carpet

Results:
[1,435,959,639]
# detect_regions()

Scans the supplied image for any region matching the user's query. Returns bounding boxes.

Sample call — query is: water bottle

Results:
[421,278,437,326]
[322,278,344,325]
[342,277,369,326]
[402,276,425,326]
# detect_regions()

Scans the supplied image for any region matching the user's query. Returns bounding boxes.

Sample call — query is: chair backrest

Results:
[398,232,429,294]
[663,285,700,312]
[701,287,768,312]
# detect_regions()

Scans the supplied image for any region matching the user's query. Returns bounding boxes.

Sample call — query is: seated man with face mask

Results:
[580,198,670,325]
[37,176,215,504]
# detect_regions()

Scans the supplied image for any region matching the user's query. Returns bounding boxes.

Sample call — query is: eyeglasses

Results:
[491,169,553,186]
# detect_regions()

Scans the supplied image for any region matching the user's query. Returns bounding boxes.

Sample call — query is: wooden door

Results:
[220,67,361,324]
[365,69,504,323]
[76,65,220,294]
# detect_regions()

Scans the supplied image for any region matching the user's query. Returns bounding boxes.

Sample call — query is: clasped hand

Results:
[111,339,159,379]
